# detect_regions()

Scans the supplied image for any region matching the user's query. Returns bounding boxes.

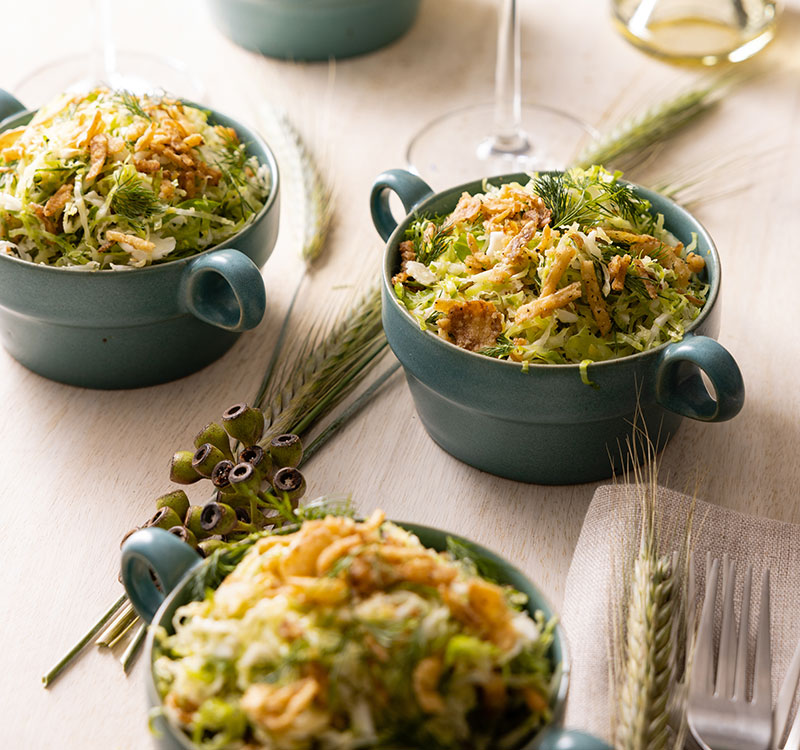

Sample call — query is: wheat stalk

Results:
[611,414,698,750]
[571,76,734,173]
[616,543,676,750]
[253,97,334,269]
[255,284,388,442]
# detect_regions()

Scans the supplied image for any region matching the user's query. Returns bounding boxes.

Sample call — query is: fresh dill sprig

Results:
[111,174,163,220]
[217,141,248,176]
[624,274,654,301]
[446,536,508,584]
[116,91,152,121]
[407,219,448,265]
[184,535,267,601]
[216,163,254,220]
[534,170,652,231]
[479,334,515,359]
[532,173,571,227]
[424,310,443,326]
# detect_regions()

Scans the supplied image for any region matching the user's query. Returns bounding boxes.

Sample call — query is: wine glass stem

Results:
[91,0,117,85]
[492,0,528,154]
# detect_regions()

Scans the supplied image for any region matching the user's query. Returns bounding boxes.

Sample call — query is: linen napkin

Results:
[561,484,800,741]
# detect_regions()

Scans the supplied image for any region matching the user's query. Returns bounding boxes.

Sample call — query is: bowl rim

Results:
[142,518,571,749]
[381,172,721,373]
[0,101,280,276]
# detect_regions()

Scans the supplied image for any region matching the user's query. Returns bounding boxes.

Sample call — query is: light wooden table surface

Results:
[2,0,799,746]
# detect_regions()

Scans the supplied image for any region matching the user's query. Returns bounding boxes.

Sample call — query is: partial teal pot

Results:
[0,91,280,389]
[207,0,421,61]
[121,526,609,750]
[371,169,745,484]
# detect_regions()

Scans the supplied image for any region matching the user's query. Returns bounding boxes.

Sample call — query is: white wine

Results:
[612,0,779,65]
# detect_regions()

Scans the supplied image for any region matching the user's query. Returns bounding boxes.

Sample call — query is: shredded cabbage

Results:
[153,516,556,750]
[0,88,270,268]
[393,167,708,373]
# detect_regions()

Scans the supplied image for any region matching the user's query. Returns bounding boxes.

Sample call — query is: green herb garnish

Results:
[116,90,152,121]
[533,169,653,232]
[479,334,515,359]
[111,174,163,220]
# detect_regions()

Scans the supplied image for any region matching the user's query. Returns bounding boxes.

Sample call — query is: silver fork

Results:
[775,636,800,750]
[687,555,773,750]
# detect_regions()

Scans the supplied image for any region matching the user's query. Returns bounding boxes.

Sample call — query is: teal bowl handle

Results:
[181,248,266,332]
[537,728,611,750]
[0,89,26,124]
[656,333,745,422]
[370,169,434,241]
[121,528,203,624]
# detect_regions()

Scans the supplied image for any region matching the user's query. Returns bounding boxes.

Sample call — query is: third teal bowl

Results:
[207,0,422,61]
[371,169,745,484]
[122,524,610,750]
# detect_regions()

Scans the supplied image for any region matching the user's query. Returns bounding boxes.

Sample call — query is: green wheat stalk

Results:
[610,414,697,750]
[615,538,676,750]
[254,102,334,268]
[255,284,388,442]
[572,76,735,172]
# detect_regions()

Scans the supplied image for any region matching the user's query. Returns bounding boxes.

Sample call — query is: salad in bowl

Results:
[370,167,744,483]
[0,88,271,268]
[124,512,566,750]
[391,166,708,378]
[0,87,279,388]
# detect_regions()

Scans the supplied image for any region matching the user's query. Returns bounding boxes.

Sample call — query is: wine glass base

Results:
[13,51,206,108]
[407,102,597,188]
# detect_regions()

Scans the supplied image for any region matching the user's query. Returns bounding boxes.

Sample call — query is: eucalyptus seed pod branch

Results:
[41,593,127,687]
[95,601,136,647]
[121,624,147,673]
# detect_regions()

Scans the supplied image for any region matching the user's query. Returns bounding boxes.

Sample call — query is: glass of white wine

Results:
[406,0,596,188]
[612,0,780,65]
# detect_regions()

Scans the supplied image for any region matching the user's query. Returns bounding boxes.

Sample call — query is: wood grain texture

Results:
[1,0,799,746]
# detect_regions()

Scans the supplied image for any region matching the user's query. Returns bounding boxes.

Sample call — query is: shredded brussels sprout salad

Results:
[0,88,271,268]
[153,511,557,750]
[392,167,709,373]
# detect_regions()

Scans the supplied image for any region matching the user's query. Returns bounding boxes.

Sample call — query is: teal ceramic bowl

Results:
[371,169,745,484]
[207,0,421,60]
[122,525,609,750]
[0,90,280,389]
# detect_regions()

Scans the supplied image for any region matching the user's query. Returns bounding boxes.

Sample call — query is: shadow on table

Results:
[657,395,800,525]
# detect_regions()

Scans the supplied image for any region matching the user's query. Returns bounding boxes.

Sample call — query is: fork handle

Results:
[537,728,611,750]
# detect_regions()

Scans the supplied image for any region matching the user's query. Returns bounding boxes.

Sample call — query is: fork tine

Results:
[734,565,753,700]
[716,555,737,698]
[775,636,800,747]
[753,569,772,706]
[784,706,800,750]
[694,555,720,695]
